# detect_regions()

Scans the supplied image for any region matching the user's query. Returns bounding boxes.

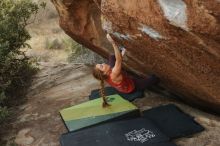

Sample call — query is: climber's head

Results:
[93,63,110,81]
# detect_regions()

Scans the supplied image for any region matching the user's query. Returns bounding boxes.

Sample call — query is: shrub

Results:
[0,0,45,123]
[65,38,106,64]
[45,38,65,50]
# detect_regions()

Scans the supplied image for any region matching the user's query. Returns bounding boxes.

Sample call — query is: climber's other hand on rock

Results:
[106,34,115,44]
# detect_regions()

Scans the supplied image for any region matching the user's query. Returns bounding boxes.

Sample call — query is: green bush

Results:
[67,40,89,58]
[45,38,65,50]
[0,0,45,123]
[65,38,106,64]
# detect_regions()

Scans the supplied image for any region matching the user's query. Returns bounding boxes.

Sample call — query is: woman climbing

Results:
[93,34,160,107]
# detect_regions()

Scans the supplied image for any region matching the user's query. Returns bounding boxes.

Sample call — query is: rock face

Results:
[51,0,220,113]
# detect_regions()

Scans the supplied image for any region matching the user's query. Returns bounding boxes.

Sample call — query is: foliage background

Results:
[0,0,45,123]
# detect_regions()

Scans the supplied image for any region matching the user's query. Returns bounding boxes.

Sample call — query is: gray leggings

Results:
[108,55,160,92]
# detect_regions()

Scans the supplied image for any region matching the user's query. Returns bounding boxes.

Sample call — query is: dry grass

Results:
[25,0,71,63]
[25,0,105,64]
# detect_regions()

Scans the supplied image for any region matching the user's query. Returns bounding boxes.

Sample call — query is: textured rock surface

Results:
[51,0,220,113]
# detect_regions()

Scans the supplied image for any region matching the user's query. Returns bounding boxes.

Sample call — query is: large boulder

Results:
[51,0,220,113]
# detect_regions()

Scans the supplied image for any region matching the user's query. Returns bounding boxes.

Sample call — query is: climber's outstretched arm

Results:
[106,34,122,77]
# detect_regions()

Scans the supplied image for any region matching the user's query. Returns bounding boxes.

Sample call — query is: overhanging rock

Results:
[51,0,220,113]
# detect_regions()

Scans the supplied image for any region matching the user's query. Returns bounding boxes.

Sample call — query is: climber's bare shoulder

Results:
[110,71,123,83]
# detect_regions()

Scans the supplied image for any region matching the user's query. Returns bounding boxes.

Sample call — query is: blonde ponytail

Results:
[93,67,110,107]
[99,78,110,107]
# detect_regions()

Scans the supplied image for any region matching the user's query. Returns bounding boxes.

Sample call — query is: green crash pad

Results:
[60,94,140,132]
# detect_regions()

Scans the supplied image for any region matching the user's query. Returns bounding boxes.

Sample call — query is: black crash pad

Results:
[89,87,144,101]
[60,118,171,146]
[142,104,204,139]
[146,143,177,146]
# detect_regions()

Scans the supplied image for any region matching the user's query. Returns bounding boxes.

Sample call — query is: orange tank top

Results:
[106,71,135,93]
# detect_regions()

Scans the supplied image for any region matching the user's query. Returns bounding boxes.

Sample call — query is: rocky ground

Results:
[1,62,220,146]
